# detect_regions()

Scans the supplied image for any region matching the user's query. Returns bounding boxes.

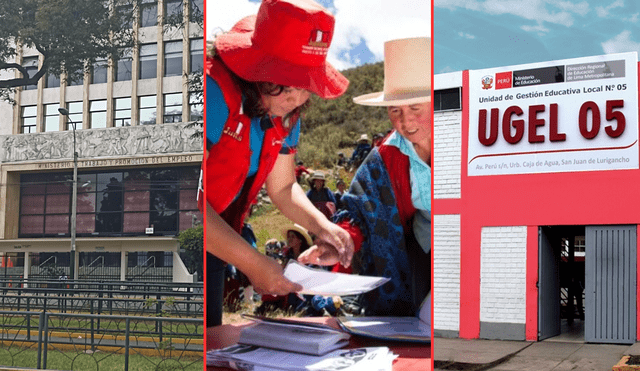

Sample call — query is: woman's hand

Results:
[297,243,340,266]
[311,221,354,267]
[245,254,303,296]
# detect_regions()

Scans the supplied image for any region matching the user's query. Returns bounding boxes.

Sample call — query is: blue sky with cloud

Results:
[207,0,431,70]
[435,0,640,73]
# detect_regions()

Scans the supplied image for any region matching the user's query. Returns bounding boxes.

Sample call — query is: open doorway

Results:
[538,226,585,342]
[539,225,637,344]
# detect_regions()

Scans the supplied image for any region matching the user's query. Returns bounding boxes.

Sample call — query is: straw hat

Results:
[309,171,326,181]
[283,224,313,247]
[215,0,349,99]
[353,37,431,106]
[357,134,370,143]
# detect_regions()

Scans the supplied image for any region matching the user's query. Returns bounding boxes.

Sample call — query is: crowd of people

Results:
[205,0,430,326]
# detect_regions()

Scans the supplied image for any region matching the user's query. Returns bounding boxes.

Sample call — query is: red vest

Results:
[204,57,292,233]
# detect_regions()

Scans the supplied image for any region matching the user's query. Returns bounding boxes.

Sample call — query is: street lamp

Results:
[58,107,78,282]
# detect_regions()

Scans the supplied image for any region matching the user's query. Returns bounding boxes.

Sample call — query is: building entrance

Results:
[538,225,636,344]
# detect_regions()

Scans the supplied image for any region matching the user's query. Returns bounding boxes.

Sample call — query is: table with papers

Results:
[206,317,431,371]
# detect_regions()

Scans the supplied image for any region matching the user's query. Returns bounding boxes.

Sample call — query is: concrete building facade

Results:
[434,53,640,344]
[0,0,204,283]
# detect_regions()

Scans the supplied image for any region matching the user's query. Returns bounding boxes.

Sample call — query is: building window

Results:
[68,68,84,86]
[190,38,203,73]
[114,97,132,127]
[22,57,38,90]
[434,88,461,112]
[164,40,182,77]
[117,3,134,28]
[90,100,107,129]
[19,173,71,236]
[92,58,108,84]
[44,104,60,132]
[115,49,133,82]
[189,92,203,122]
[140,0,158,28]
[139,43,157,80]
[19,167,201,237]
[164,93,182,123]
[21,106,37,133]
[165,0,183,19]
[139,95,156,125]
[45,72,60,89]
[190,0,203,16]
[66,101,83,130]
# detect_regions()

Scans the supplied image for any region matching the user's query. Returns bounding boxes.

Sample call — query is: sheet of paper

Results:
[338,316,431,343]
[283,260,390,296]
[207,344,394,370]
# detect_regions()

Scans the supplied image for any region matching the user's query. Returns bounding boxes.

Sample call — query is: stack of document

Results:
[207,345,397,371]
[238,315,350,356]
[337,294,432,343]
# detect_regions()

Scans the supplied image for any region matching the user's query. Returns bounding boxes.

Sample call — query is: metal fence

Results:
[0,280,203,318]
[0,310,203,370]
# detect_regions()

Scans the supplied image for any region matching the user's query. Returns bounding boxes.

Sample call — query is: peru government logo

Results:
[481,75,493,90]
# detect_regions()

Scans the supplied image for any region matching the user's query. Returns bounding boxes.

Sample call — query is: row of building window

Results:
[20,93,203,133]
[19,167,201,238]
[23,38,203,89]
[133,0,203,28]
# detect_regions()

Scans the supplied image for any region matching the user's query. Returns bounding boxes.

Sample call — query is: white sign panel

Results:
[468,53,638,176]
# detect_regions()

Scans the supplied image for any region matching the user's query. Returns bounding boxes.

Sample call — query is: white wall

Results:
[0,60,15,135]
[433,214,461,333]
[480,226,527,324]
[434,110,462,199]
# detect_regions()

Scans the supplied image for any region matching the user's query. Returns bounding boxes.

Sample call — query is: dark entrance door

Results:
[539,226,561,340]
[585,225,636,344]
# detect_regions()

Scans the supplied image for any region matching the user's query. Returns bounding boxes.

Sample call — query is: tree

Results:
[0,0,205,104]
[177,224,203,280]
[0,0,142,101]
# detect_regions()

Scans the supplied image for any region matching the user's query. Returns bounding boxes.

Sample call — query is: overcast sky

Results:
[435,0,640,73]
[207,0,431,71]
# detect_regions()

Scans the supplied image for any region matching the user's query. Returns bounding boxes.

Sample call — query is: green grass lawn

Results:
[0,315,202,340]
[0,346,202,371]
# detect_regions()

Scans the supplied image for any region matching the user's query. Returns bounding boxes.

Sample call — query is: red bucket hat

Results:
[215,0,349,99]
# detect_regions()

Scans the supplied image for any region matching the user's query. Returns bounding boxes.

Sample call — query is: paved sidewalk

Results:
[434,337,632,371]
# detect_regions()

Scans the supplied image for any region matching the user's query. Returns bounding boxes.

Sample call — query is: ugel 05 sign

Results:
[468,52,638,176]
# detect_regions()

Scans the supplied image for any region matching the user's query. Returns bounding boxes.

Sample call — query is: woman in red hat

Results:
[204,0,353,326]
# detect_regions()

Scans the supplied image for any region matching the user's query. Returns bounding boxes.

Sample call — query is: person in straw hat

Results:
[306,171,337,218]
[300,37,431,318]
[203,0,354,326]
[349,133,372,169]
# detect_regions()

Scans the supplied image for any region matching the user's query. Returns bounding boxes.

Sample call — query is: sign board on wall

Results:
[468,52,638,176]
